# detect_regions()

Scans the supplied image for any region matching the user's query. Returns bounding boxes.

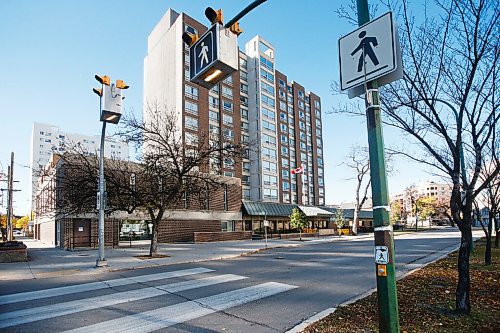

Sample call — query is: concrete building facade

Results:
[144,9,324,207]
[30,122,128,210]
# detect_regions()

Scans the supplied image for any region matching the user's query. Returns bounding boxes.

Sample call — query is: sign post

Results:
[338,2,402,332]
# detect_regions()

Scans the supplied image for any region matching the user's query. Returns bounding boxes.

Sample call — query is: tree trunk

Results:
[495,217,499,248]
[485,213,493,265]
[352,208,358,235]
[456,224,472,314]
[149,219,159,257]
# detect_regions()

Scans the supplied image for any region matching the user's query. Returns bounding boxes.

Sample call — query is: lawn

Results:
[303,238,500,333]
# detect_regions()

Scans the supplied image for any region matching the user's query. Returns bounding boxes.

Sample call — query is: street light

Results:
[93,74,129,267]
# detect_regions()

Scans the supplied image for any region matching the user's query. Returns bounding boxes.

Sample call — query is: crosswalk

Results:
[0,267,297,332]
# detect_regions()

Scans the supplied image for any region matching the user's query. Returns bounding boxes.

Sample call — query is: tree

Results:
[416,196,438,222]
[333,208,346,237]
[15,216,29,229]
[289,208,307,241]
[334,0,499,313]
[390,200,402,224]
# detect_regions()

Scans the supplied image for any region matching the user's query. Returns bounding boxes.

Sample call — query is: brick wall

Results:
[157,219,220,243]
[193,231,252,243]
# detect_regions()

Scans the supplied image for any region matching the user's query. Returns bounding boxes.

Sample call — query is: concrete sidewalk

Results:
[1,234,372,281]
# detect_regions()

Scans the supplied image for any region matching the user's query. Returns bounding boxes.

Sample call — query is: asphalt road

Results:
[0,228,468,333]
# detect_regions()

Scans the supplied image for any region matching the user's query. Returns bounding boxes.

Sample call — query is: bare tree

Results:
[333,0,498,313]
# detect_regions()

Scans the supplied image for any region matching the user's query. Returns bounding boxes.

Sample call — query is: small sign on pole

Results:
[375,245,389,264]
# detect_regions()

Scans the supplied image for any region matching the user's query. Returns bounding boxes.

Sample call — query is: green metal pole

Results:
[356,1,400,332]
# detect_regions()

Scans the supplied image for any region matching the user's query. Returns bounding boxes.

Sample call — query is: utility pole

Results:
[356,0,400,332]
[7,152,14,242]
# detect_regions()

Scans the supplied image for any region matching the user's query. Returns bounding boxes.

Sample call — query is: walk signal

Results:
[95,74,110,86]
[182,32,199,46]
[229,22,243,36]
[205,7,223,25]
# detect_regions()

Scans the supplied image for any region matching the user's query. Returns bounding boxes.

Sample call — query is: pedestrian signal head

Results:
[229,22,243,36]
[182,32,199,46]
[205,7,223,25]
[95,74,110,86]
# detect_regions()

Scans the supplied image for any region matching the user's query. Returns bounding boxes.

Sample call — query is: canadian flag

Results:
[291,166,304,175]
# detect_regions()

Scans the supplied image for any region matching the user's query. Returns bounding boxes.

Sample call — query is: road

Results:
[0,228,472,333]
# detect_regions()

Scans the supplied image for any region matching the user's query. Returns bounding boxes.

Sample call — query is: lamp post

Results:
[93,75,129,267]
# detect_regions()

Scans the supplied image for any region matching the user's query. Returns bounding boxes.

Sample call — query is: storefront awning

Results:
[242,202,298,217]
[298,205,334,217]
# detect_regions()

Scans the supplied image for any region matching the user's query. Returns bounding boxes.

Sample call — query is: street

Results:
[0,229,473,332]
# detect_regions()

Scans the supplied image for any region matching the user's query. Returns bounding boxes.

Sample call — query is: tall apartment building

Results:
[30,122,129,209]
[144,9,325,206]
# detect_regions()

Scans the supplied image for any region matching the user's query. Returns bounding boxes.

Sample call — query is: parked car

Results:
[13,230,24,237]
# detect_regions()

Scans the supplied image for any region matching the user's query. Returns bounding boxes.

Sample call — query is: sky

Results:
[0,0,439,215]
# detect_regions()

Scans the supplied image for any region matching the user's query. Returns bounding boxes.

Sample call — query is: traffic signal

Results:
[182,31,199,46]
[115,79,129,90]
[92,88,102,97]
[229,22,243,36]
[95,74,110,86]
[205,7,223,25]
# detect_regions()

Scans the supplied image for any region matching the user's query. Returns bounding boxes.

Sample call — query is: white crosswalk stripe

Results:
[0,267,213,305]
[0,274,246,329]
[63,282,298,333]
[0,268,298,332]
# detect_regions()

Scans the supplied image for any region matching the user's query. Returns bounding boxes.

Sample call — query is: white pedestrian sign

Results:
[375,246,389,264]
[338,12,402,95]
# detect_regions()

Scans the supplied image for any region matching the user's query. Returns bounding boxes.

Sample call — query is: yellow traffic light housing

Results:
[229,22,243,36]
[116,79,129,89]
[93,88,103,97]
[205,7,224,25]
[182,32,199,46]
[95,74,110,86]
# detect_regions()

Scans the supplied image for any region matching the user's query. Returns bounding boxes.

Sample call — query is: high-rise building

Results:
[30,122,128,209]
[144,9,324,206]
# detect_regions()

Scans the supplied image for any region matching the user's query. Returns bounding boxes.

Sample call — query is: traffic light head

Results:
[116,79,129,90]
[182,31,199,46]
[229,22,243,36]
[95,74,110,86]
[92,88,103,97]
[205,7,223,25]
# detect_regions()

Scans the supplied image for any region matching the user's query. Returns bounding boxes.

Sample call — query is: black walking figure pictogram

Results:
[351,31,379,72]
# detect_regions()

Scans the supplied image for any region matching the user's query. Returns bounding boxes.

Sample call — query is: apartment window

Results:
[279,101,286,111]
[240,95,249,106]
[318,157,323,166]
[281,146,289,156]
[243,188,251,199]
[185,85,198,99]
[318,178,324,186]
[240,58,248,69]
[241,134,249,143]
[260,55,274,70]
[281,134,288,144]
[279,90,286,99]
[185,132,198,145]
[262,120,276,131]
[209,124,220,134]
[316,119,321,127]
[287,105,294,114]
[184,24,198,36]
[223,76,233,85]
[209,96,219,108]
[315,109,321,118]
[262,147,277,159]
[263,188,278,199]
[300,131,306,141]
[278,79,285,87]
[262,133,276,145]
[241,121,249,131]
[298,90,304,99]
[260,68,274,83]
[280,112,287,121]
[185,101,198,115]
[261,94,275,108]
[223,101,233,112]
[282,181,290,191]
[184,116,198,130]
[316,128,322,137]
[287,85,292,93]
[280,123,287,132]
[240,83,248,94]
[299,121,305,129]
[282,169,290,179]
[263,160,277,172]
[211,84,219,93]
[262,107,275,120]
[224,157,234,169]
[300,142,307,150]
[317,147,323,156]
[243,162,251,172]
[223,114,233,126]
[298,100,304,109]
[299,111,305,119]
[282,158,289,167]
[263,174,277,186]
[261,81,275,95]
[314,100,321,108]
[222,86,233,99]
[223,128,234,140]
[317,138,322,146]
[240,71,248,81]
[318,168,323,176]
[241,108,248,119]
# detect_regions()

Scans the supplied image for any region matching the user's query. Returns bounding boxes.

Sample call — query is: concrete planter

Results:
[0,241,28,263]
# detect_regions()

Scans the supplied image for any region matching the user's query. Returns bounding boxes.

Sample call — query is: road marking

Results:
[0,267,212,305]
[0,274,246,329]
[63,282,298,333]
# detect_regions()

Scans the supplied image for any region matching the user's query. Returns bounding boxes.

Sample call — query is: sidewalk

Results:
[2,227,473,281]
[1,234,372,281]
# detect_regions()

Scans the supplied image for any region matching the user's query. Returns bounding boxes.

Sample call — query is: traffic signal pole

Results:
[356,0,400,332]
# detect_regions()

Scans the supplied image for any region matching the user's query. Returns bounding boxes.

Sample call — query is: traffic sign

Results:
[375,246,389,264]
[338,12,402,95]
[189,24,238,89]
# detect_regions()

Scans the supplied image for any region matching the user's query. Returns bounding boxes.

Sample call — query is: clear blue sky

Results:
[0,0,435,215]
